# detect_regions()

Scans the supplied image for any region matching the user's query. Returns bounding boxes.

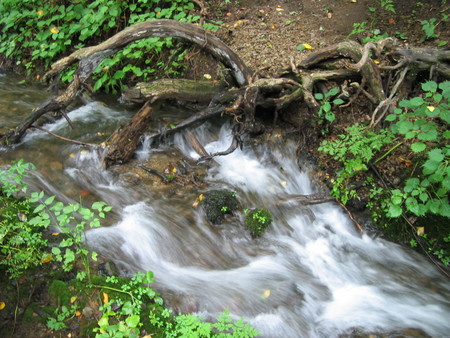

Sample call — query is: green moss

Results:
[201,190,239,224]
[48,280,70,307]
[245,208,272,237]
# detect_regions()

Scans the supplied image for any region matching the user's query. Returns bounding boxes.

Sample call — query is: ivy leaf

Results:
[411,142,426,153]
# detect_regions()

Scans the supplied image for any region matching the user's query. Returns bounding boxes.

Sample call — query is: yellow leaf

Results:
[427,106,435,112]
[198,194,204,201]
[416,227,425,236]
[0,302,5,310]
[302,43,313,50]
[102,292,109,305]
[69,153,76,159]
[37,10,44,16]
[50,27,60,34]
[262,289,271,299]
[280,181,287,188]
[203,74,212,80]
[51,232,60,236]
[70,296,78,304]
[75,310,82,317]
[374,60,380,64]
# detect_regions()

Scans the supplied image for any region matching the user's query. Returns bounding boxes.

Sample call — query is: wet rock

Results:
[201,189,239,224]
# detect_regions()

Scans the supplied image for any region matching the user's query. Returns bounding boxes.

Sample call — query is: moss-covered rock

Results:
[245,208,272,237]
[201,189,239,224]
[48,280,70,307]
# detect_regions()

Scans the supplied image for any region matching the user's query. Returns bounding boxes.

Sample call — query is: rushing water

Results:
[1,71,450,337]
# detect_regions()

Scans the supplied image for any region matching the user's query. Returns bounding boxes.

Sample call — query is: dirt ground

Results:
[208,0,448,75]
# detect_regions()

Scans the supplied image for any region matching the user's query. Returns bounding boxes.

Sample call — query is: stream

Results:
[1,71,450,337]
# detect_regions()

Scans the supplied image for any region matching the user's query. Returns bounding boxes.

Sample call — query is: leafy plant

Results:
[245,208,272,237]
[420,18,438,41]
[28,191,112,281]
[319,123,394,204]
[314,87,344,125]
[380,0,396,13]
[0,0,199,92]
[0,160,49,278]
[385,80,450,218]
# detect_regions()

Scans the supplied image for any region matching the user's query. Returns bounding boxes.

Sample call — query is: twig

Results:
[335,198,364,232]
[370,66,409,127]
[30,126,98,147]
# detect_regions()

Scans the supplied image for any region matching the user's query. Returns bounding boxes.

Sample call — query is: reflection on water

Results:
[1,71,450,337]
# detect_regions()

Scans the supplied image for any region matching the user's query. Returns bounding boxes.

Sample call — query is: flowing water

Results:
[1,71,449,337]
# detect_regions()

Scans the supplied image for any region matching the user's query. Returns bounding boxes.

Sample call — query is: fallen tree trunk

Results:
[120,79,226,104]
[1,19,251,146]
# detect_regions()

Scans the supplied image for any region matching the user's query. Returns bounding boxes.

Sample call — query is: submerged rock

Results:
[201,189,239,224]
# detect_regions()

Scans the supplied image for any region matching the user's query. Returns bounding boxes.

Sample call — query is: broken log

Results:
[102,101,153,167]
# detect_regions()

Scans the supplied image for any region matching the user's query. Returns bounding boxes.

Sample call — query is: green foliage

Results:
[0,0,200,92]
[245,208,272,237]
[94,272,259,337]
[420,18,438,41]
[319,123,394,204]
[380,0,396,13]
[347,22,389,44]
[29,191,111,281]
[385,81,450,219]
[0,160,49,278]
[314,87,344,126]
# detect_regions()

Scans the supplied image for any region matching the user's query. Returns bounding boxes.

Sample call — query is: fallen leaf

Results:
[102,292,109,305]
[41,253,52,263]
[416,227,425,236]
[302,43,313,50]
[427,106,435,112]
[262,289,271,299]
[327,12,333,19]
[75,310,82,317]
[37,10,44,16]
[50,27,60,34]
[51,232,60,236]
[281,181,288,188]
[203,74,212,80]
[0,302,5,310]
[374,60,380,64]
[70,296,78,304]
[69,153,76,159]
[79,189,91,197]
[388,18,396,24]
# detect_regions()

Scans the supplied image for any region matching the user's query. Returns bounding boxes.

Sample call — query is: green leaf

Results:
[422,81,438,92]
[440,109,450,124]
[411,142,426,152]
[327,88,339,97]
[385,114,397,121]
[409,96,425,108]
[423,160,440,175]
[314,93,324,100]
[443,130,450,139]
[428,148,444,162]
[125,315,141,328]
[388,204,403,217]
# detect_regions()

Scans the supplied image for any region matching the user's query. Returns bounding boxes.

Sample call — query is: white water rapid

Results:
[1,75,449,337]
[81,124,449,337]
